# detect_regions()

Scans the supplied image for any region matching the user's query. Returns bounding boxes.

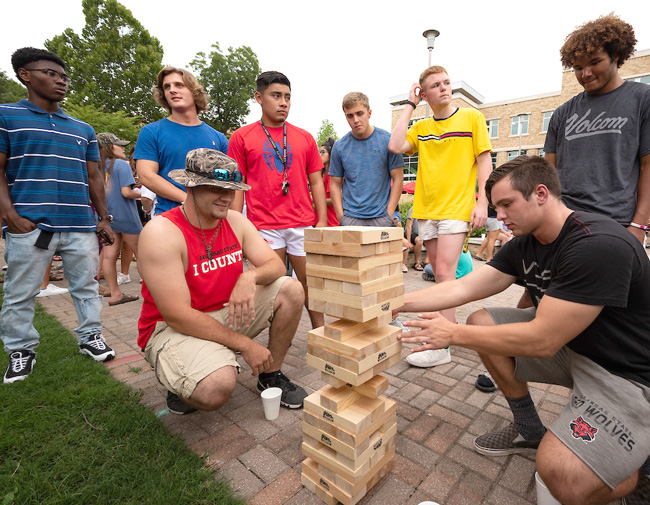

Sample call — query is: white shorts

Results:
[485,217,502,232]
[419,219,469,241]
[258,227,309,256]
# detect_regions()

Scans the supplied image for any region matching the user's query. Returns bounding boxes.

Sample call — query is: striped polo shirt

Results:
[0,99,100,232]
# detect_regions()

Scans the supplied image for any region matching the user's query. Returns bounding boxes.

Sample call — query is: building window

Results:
[490,152,498,169]
[486,119,499,139]
[542,111,553,133]
[628,75,650,85]
[402,153,419,181]
[507,149,527,161]
[511,114,529,136]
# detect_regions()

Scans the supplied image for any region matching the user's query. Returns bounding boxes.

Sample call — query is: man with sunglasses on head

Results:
[0,47,116,384]
[138,148,308,413]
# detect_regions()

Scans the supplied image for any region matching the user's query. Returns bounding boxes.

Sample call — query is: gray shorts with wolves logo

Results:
[486,306,650,489]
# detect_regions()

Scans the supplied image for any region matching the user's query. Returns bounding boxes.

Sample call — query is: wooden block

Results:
[323,294,404,323]
[340,274,403,297]
[322,228,343,243]
[309,287,377,310]
[323,278,343,292]
[322,314,393,342]
[306,253,323,265]
[376,284,404,303]
[309,340,402,375]
[307,352,401,386]
[389,240,402,253]
[303,397,396,448]
[349,375,389,399]
[322,255,342,268]
[333,423,397,472]
[339,226,403,244]
[302,453,395,505]
[340,251,402,271]
[308,298,327,312]
[388,262,402,275]
[306,254,402,284]
[300,470,339,505]
[304,228,324,242]
[320,385,362,413]
[307,276,324,289]
[309,325,400,360]
[304,241,377,258]
[303,389,385,435]
[374,242,390,255]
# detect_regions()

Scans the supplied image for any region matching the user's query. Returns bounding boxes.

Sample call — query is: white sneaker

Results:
[37,284,69,297]
[117,273,131,285]
[406,347,451,368]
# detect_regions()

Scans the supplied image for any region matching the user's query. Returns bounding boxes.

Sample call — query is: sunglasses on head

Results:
[212,168,243,182]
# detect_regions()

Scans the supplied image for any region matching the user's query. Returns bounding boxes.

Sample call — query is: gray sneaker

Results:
[474,423,543,456]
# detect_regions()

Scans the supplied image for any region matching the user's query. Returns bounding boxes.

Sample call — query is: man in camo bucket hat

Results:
[137,146,308,416]
[169,148,251,191]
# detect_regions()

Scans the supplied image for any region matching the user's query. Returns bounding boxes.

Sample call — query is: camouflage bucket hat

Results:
[97,132,130,148]
[169,148,251,191]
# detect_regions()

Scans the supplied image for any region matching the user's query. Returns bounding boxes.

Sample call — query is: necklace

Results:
[181,204,222,259]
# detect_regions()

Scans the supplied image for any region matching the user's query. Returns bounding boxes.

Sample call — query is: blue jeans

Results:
[1,229,103,352]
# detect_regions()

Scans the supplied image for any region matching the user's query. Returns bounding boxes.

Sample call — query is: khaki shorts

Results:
[144,276,289,399]
[419,219,469,240]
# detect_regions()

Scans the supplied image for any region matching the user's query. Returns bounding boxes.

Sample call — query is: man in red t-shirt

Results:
[138,148,308,414]
[228,71,327,329]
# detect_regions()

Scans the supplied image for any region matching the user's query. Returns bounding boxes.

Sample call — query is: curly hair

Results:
[560,13,636,69]
[11,47,66,84]
[153,66,209,113]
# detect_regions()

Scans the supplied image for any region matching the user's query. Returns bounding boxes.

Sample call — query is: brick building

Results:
[390,49,650,179]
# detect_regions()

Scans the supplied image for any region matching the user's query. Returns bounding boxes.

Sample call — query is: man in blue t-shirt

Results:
[134,66,228,215]
[330,92,403,227]
[0,47,116,384]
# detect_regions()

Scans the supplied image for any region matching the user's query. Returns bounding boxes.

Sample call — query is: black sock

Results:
[259,371,278,379]
[506,393,546,441]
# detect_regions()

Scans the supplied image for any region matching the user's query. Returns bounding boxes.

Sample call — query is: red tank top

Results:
[137,206,243,350]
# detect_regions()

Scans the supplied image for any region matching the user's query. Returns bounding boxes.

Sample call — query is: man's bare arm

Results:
[330,176,344,221]
[87,160,115,243]
[388,83,420,154]
[137,159,187,204]
[308,170,327,228]
[470,151,492,230]
[0,152,36,233]
[387,167,404,216]
[627,153,650,243]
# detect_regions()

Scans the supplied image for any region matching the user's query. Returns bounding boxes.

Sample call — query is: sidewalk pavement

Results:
[22,251,623,505]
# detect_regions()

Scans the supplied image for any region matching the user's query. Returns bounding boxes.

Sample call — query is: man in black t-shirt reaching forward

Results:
[394,155,650,505]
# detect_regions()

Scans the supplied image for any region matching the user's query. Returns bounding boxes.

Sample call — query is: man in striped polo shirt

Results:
[0,47,116,384]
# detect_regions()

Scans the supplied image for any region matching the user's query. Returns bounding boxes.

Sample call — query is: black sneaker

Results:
[257,370,307,409]
[476,370,497,392]
[79,333,115,362]
[166,391,197,415]
[4,350,36,384]
[623,475,650,505]
[474,423,543,456]
[421,271,435,282]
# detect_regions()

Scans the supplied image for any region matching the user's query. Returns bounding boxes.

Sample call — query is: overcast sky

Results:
[2,0,649,139]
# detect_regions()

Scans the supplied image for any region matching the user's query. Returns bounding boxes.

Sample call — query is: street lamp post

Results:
[422,29,440,119]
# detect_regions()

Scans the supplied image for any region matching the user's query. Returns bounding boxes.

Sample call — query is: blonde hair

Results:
[419,65,449,87]
[153,66,209,113]
[342,91,370,111]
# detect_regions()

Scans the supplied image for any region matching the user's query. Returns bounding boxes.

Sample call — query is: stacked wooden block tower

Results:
[300,226,405,505]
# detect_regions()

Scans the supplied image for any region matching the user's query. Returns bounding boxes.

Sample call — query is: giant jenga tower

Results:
[300,226,404,505]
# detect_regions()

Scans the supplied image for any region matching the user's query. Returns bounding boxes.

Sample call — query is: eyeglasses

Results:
[213,169,244,182]
[319,149,327,154]
[25,68,71,85]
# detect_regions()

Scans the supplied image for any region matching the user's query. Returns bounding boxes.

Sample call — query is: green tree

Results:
[0,70,27,103]
[316,119,338,147]
[45,0,164,123]
[191,43,261,135]
[63,103,141,145]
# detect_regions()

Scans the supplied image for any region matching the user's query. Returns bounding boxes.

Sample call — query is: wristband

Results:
[629,222,650,230]
[405,100,417,110]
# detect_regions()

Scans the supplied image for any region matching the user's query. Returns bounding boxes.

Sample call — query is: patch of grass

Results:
[128,366,143,374]
[0,295,245,505]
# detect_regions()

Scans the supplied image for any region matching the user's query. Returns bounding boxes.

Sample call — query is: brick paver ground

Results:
[12,244,625,505]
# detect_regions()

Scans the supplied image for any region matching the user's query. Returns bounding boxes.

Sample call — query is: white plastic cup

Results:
[260,387,282,420]
[535,471,561,505]
[417,502,441,505]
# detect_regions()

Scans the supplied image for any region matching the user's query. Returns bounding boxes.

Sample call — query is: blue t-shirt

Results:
[329,127,403,219]
[0,100,100,233]
[105,159,143,235]
[133,118,228,214]
[424,250,473,279]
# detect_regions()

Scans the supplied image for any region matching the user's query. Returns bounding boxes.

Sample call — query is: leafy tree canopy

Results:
[316,119,338,147]
[45,0,164,123]
[191,43,261,135]
[63,103,141,146]
[0,70,27,104]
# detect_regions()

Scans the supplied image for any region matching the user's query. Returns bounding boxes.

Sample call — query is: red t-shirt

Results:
[228,121,323,230]
[320,171,339,227]
[137,207,243,350]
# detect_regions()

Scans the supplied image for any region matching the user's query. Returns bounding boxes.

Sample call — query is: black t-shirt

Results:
[490,211,650,388]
